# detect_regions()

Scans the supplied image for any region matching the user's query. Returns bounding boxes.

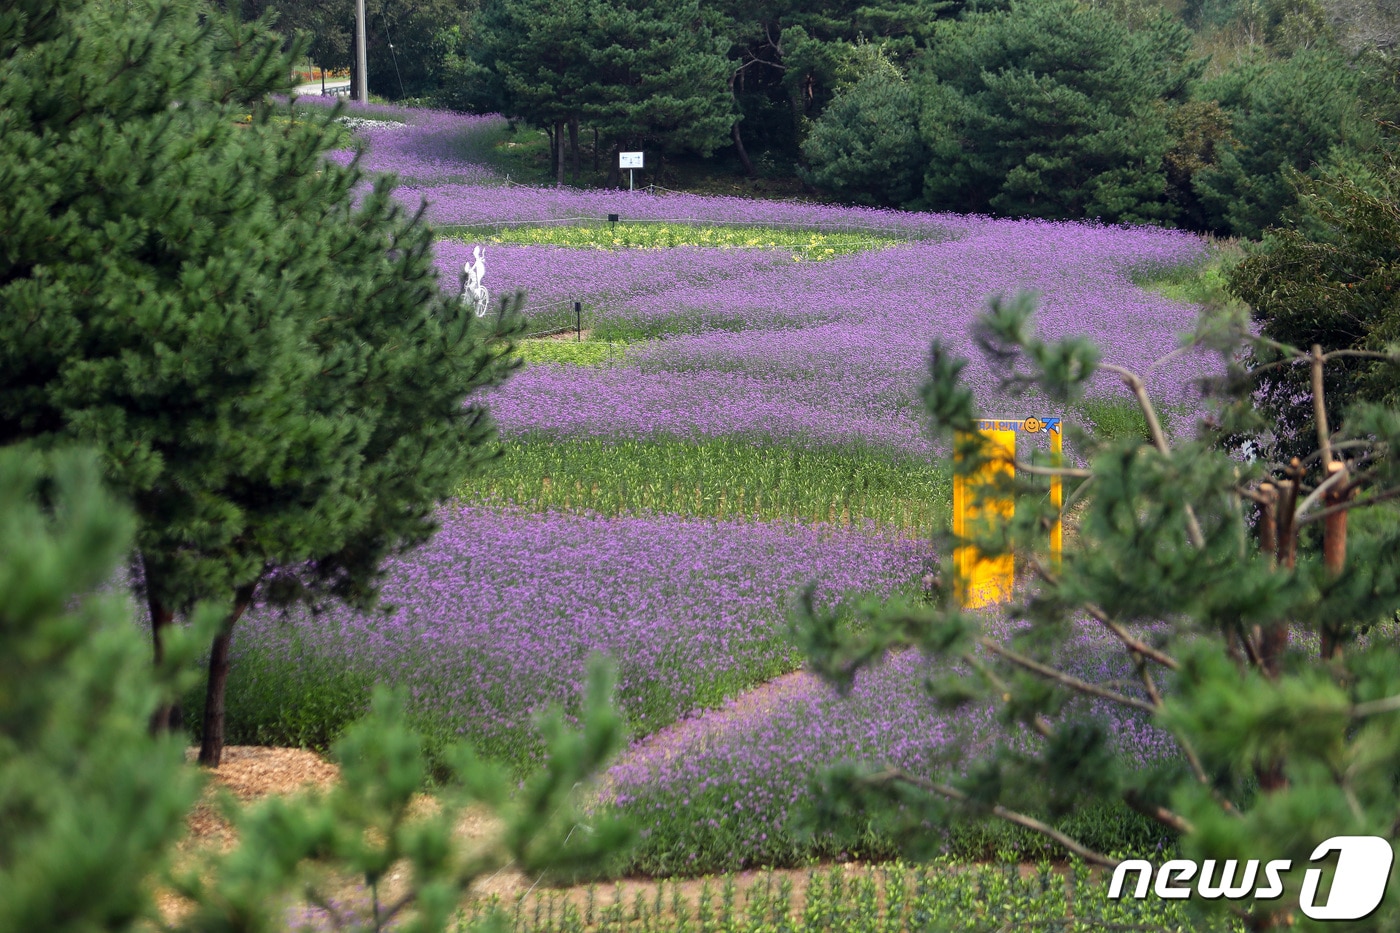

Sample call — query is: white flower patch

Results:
[335,117,408,130]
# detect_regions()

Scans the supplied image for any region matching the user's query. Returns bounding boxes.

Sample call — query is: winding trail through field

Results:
[165,671,1071,927]
[600,669,821,788]
[165,672,854,921]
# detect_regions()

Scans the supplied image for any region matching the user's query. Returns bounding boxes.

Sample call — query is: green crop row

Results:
[454,860,1237,933]
[469,222,901,259]
[458,436,951,536]
[516,338,630,366]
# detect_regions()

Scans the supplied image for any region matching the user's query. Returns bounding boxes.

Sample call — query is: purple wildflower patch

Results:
[600,620,1179,873]
[476,222,1212,455]
[229,507,932,768]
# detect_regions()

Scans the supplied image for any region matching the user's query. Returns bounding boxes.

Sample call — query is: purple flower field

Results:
[602,624,1179,872]
[419,180,964,237]
[208,103,1215,871]
[432,240,794,311]
[321,111,1218,453]
[291,96,506,186]
[473,221,1211,455]
[231,507,932,767]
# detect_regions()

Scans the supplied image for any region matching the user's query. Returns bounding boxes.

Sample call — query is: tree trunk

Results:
[605,144,620,188]
[145,563,178,734]
[731,120,756,178]
[1254,470,1299,794]
[569,117,580,182]
[197,581,258,768]
[555,120,566,187]
[729,75,757,178]
[1258,474,1296,679]
[1321,461,1352,661]
[592,128,599,172]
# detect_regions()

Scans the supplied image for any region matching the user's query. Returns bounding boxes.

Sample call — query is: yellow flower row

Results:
[481,222,897,259]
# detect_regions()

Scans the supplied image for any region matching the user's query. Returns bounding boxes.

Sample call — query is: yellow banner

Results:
[953,420,1063,608]
[953,429,1016,609]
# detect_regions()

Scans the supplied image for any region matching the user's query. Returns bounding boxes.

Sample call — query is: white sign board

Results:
[619,151,644,168]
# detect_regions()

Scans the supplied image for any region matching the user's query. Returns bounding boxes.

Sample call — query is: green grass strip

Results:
[459,436,950,535]
[1132,237,1247,309]
[461,222,902,259]
[515,337,629,367]
[459,858,1241,931]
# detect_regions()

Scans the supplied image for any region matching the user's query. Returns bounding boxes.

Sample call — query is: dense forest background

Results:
[236,0,1398,235]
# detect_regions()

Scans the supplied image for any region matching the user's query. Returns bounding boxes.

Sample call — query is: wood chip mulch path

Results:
[182,746,340,847]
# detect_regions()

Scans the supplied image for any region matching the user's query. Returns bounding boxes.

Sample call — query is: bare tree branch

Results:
[1322,348,1400,363]
[1294,462,1352,522]
[1312,344,1334,468]
[859,768,1120,867]
[1299,440,1376,470]
[1011,457,1093,479]
[1099,363,1206,550]
[1133,654,1164,708]
[966,653,1055,738]
[1061,475,1096,514]
[978,638,1158,713]
[1352,693,1400,718]
[1298,485,1400,527]
[1122,790,1196,835]
[1088,609,1180,671]
[1029,559,1180,671]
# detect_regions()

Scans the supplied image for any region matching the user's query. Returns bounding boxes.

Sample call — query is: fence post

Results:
[1321,460,1352,661]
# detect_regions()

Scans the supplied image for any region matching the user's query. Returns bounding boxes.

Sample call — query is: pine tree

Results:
[1229,148,1400,460]
[0,0,520,765]
[0,446,205,932]
[801,64,928,206]
[797,290,1400,928]
[0,445,630,932]
[915,0,1198,223]
[1193,48,1374,238]
[580,0,734,161]
[472,0,733,181]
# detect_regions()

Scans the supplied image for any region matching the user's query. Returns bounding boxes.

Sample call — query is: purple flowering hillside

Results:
[214,102,1200,873]
[314,109,1216,452]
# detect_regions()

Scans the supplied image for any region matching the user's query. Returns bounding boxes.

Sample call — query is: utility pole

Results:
[354,0,368,102]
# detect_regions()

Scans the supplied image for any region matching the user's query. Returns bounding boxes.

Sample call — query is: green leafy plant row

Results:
[449,222,902,258]
[457,859,1236,932]
[516,338,630,367]
[458,436,951,535]
[614,788,1171,879]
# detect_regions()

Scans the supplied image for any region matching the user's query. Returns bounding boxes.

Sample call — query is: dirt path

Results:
[599,668,821,788]
[160,671,847,923]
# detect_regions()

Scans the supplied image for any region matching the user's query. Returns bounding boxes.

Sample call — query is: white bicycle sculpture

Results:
[459,245,490,317]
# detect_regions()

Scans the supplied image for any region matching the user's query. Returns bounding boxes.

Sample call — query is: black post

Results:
[608,213,619,231]
[575,301,582,342]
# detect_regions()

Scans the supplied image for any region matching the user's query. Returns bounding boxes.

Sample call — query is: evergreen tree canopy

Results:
[229,0,472,99]
[1229,150,1400,458]
[0,0,519,765]
[800,62,927,206]
[216,0,353,76]
[0,446,205,933]
[469,0,590,127]
[471,0,732,166]
[711,0,955,168]
[914,0,1199,223]
[1194,48,1375,238]
[578,0,733,157]
[0,445,629,932]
